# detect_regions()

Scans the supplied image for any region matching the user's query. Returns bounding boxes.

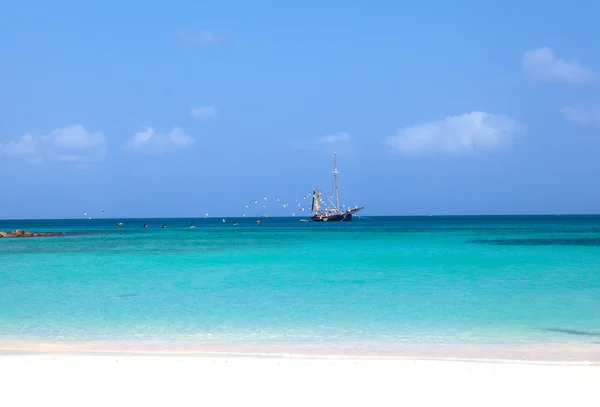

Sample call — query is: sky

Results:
[2,0,600,218]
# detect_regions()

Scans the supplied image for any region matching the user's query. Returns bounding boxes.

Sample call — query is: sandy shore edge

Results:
[1,339,599,365]
[1,354,599,406]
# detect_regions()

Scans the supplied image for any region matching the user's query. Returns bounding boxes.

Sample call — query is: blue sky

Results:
[2,0,600,218]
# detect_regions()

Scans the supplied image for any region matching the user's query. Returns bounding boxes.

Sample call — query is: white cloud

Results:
[1,134,38,157]
[176,29,220,45]
[0,125,107,165]
[190,106,217,119]
[318,132,351,144]
[385,112,525,157]
[522,47,596,84]
[562,106,600,127]
[122,126,194,154]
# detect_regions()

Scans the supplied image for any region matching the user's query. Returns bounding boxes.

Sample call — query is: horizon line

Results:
[2,213,600,222]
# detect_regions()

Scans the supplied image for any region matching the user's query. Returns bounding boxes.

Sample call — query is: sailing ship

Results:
[310,152,363,222]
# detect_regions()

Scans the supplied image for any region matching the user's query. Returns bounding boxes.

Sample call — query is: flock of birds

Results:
[237,190,356,219]
[239,192,314,219]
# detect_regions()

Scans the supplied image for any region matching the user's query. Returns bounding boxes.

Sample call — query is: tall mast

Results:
[333,152,339,211]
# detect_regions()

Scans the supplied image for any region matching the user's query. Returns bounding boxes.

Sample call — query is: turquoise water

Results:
[1,216,600,346]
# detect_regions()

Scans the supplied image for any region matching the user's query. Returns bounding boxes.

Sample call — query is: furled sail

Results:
[311,189,321,213]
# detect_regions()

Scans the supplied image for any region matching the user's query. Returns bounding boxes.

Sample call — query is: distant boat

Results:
[310,152,363,222]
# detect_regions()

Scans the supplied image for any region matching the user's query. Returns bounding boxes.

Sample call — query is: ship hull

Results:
[310,207,363,222]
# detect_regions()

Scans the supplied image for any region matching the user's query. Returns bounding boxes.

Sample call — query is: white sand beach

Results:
[1,353,598,407]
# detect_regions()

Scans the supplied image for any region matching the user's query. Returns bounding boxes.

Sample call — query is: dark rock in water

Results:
[0,229,62,238]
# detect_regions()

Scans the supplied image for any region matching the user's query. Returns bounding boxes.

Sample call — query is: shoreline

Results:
[2,354,598,406]
[2,339,599,365]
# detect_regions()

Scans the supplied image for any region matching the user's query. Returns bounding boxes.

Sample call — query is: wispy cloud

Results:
[318,132,351,144]
[522,47,596,84]
[175,29,221,45]
[190,106,217,119]
[289,131,356,156]
[562,105,600,127]
[385,112,525,157]
[122,126,194,154]
[0,125,107,165]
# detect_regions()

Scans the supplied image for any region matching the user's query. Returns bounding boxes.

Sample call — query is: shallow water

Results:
[1,216,600,347]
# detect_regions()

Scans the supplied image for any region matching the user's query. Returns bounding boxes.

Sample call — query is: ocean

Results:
[1,216,600,354]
